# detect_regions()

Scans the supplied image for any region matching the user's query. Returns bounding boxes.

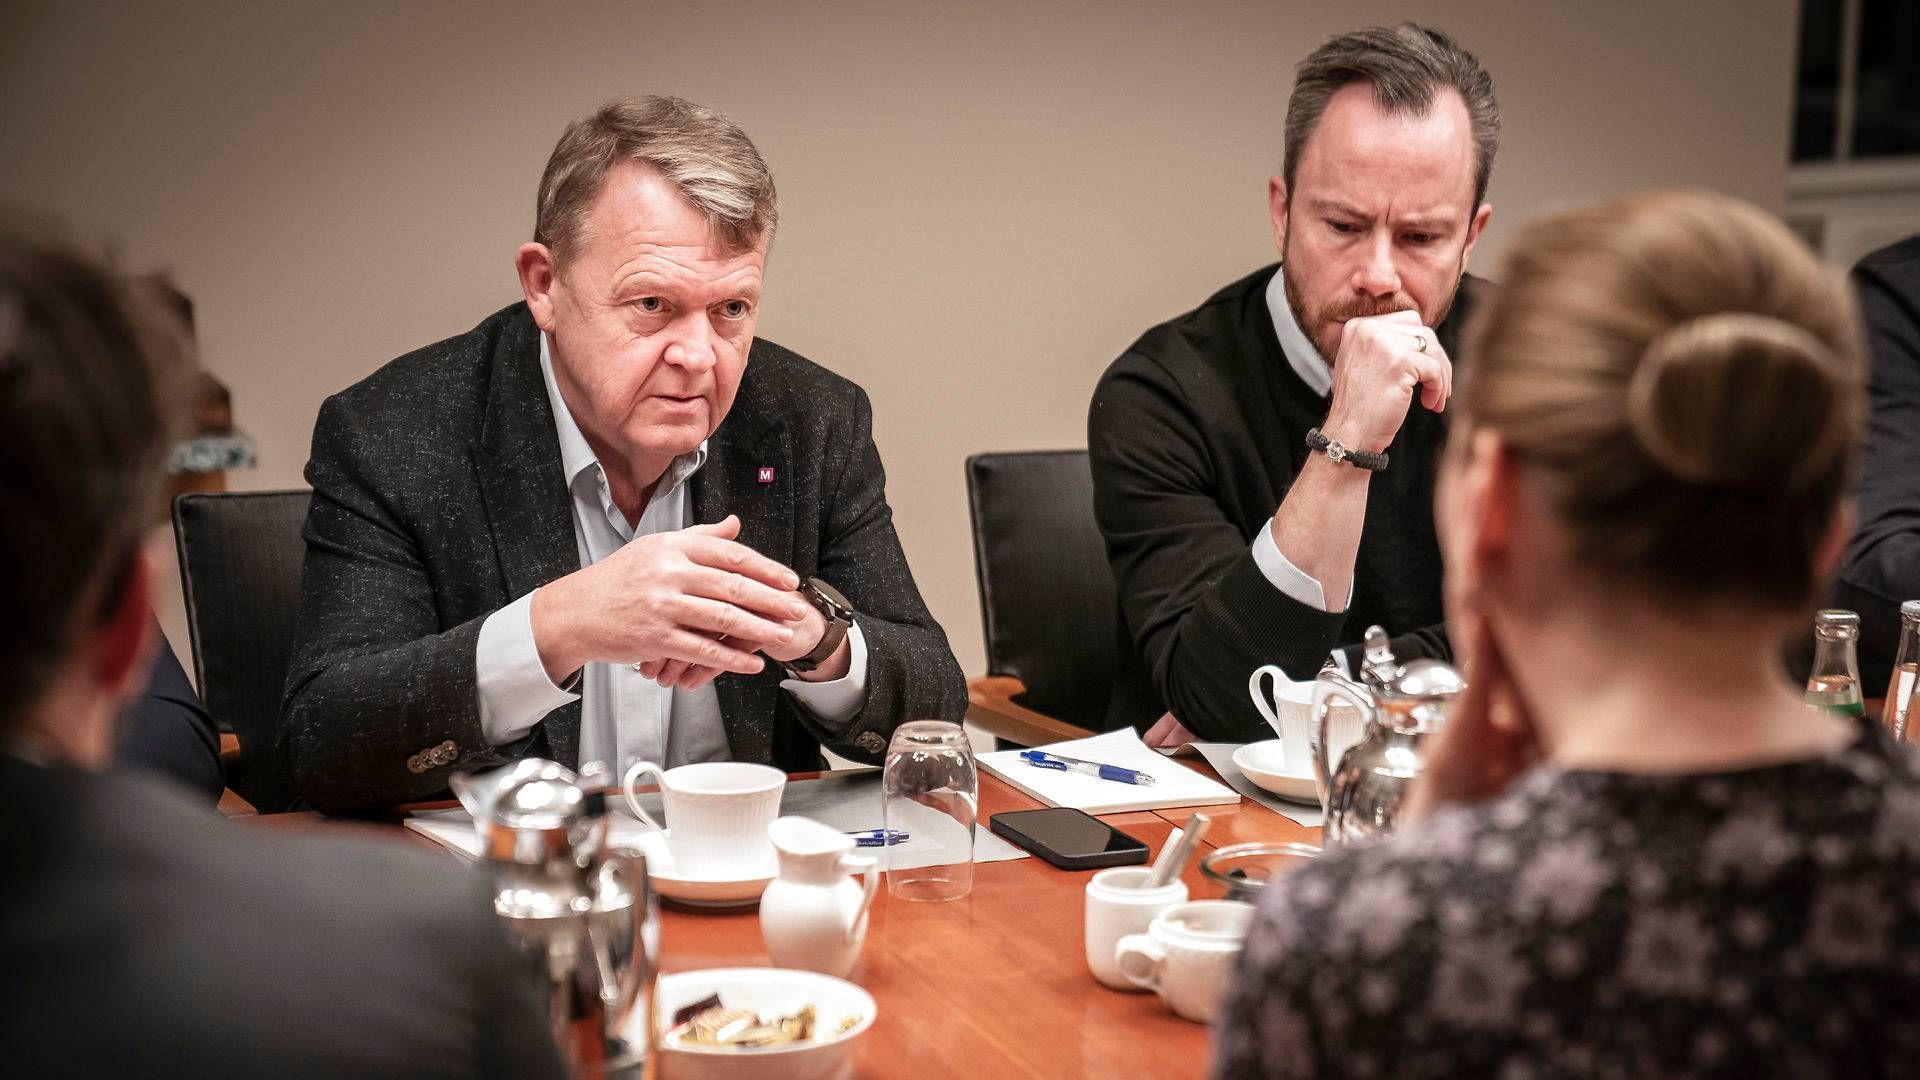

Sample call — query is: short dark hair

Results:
[1284,23,1501,210]
[0,220,193,729]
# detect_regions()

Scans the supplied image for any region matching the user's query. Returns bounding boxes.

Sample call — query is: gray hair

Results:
[1283,23,1501,210]
[534,95,778,264]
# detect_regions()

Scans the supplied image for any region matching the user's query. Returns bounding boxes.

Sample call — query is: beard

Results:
[1282,231,1466,363]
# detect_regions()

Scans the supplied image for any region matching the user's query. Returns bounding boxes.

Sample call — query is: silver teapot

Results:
[452,759,657,1077]
[1309,626,1466,846]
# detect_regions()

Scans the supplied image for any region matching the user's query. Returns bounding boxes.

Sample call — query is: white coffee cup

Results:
[622,760,785,879]
[1084,867,1189,992]
[1114,899,1254,1023]
[1250,665,1365,781]
[1248,666,1316,770]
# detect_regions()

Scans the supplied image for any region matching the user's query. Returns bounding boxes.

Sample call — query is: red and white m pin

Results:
[756,467,776,484]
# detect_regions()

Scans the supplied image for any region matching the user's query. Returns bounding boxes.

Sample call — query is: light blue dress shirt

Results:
[473,334,869,774]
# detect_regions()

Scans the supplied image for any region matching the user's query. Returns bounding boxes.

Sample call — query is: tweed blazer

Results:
[281,303,966,814]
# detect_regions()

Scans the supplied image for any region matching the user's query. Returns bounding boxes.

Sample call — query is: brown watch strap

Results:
[783,577,853,675]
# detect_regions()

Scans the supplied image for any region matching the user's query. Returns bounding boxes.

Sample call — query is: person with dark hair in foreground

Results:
[1089,23,1498,740]
[1213,193,1920,1078]
[0,223,564,1079]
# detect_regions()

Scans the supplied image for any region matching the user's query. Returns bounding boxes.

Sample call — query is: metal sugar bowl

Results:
[452,759,658,1077]
[1309,626,1467,846]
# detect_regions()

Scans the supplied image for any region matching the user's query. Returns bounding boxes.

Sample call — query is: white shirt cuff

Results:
[779,621,869,728]
[476,589,580,747]
[1250,522,1351,614]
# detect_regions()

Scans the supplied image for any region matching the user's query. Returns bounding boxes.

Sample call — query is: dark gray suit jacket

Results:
[282,303,965,814]
[0,756,564,1079]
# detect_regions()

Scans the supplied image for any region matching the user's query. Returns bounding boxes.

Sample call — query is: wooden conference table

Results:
[246,762,1314,1079]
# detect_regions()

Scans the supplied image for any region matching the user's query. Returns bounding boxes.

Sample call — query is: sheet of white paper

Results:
[407,771,1027,872]
[1188,742,1324,827]
[976,728,1241,814]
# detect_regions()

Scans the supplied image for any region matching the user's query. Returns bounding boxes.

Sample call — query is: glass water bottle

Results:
[1883,601,1920,741]
[1806,609,1864,718]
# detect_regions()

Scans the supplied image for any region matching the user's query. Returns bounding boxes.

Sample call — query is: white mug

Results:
[1248,666,1316,770]
[622,760,785,879]
[1250,665,1365,779]
[1084,867,1189,992]
[1114,899,1254,1023]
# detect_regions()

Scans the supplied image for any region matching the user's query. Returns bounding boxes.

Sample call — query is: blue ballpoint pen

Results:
[1019,750,1157,786]
[847,829,909,847]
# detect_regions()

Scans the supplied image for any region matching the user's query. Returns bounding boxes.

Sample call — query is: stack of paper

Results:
[977,728,1241,814]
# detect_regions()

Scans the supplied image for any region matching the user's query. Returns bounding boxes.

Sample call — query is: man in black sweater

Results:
[1090,24,1500,741]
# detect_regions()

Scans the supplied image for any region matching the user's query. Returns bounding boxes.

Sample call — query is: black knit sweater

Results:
[1088,263,1488,740]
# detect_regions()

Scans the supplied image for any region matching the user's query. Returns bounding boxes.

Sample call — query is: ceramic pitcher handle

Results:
[844,852,880,944]
[621,760,669,832]
[1247,665,1290,741]
[1115,933,1165,992]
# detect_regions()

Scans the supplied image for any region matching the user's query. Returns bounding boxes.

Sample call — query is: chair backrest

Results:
[965,451,1119,731]
[172,490,310,812]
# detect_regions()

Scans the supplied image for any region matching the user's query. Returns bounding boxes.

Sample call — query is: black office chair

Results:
[964,450,1120,746]
[172,490,310,812]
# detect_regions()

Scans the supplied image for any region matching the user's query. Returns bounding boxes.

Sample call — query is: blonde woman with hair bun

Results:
[1213,192,1920,1079]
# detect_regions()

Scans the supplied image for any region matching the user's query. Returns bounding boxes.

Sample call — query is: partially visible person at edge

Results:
[1829,233,1920,693]
[0,221,564,1079]
[1089,23,1498,741]
[1214,191,1920,1078]
[115,625,223,801]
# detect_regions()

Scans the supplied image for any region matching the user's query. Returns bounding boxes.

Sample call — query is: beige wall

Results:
[0,0,1797,681]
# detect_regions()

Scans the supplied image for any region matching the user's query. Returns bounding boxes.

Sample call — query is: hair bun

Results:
[1625,311,1852,494]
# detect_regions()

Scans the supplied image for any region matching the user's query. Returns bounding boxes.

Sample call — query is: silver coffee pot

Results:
[451,759,657,1078]
[1309,626,1466,846]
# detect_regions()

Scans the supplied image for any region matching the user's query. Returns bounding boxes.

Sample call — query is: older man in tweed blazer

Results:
[281,97,964,814]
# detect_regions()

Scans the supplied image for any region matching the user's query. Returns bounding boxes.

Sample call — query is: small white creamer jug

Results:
[760,816,879,978]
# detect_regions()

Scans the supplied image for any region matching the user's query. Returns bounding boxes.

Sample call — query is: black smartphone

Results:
[988,807,1151,871]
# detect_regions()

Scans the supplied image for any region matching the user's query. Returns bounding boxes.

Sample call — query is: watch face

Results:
[806,577,853,617]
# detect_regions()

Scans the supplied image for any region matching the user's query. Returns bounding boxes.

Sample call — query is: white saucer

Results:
[1232,740,1320,804]
[610,823,777,909]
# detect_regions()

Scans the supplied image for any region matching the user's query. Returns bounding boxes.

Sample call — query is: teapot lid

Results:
[1357,625,1467,702]
[1379,658,1468,701]
[496,769,587,831]
[452,758,604,865]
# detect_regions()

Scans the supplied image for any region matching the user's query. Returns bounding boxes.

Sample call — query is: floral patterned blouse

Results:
[1212,720,1920,1079]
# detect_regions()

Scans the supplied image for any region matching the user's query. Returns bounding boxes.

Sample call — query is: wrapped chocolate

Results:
[666,998,858,1050]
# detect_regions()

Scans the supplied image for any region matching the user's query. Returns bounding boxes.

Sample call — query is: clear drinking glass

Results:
[881,720,977,902]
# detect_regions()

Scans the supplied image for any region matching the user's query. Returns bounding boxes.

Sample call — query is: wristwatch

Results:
[783,577,854,675]
[1306,427,1389,472]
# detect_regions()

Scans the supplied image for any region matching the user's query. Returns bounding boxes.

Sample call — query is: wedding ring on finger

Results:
[1411,334,1429,353]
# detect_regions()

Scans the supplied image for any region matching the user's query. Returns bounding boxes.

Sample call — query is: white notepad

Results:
[977,728,1241,815]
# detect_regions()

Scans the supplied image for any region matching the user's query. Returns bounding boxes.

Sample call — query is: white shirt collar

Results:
[537,332,707,495]
[1265,265,1333,398]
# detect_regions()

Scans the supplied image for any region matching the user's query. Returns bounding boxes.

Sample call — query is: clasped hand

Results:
[1320,309,1452,454]
[531,514,827,692]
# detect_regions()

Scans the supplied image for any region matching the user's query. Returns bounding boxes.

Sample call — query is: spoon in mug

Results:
[1145,812,1211,889]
